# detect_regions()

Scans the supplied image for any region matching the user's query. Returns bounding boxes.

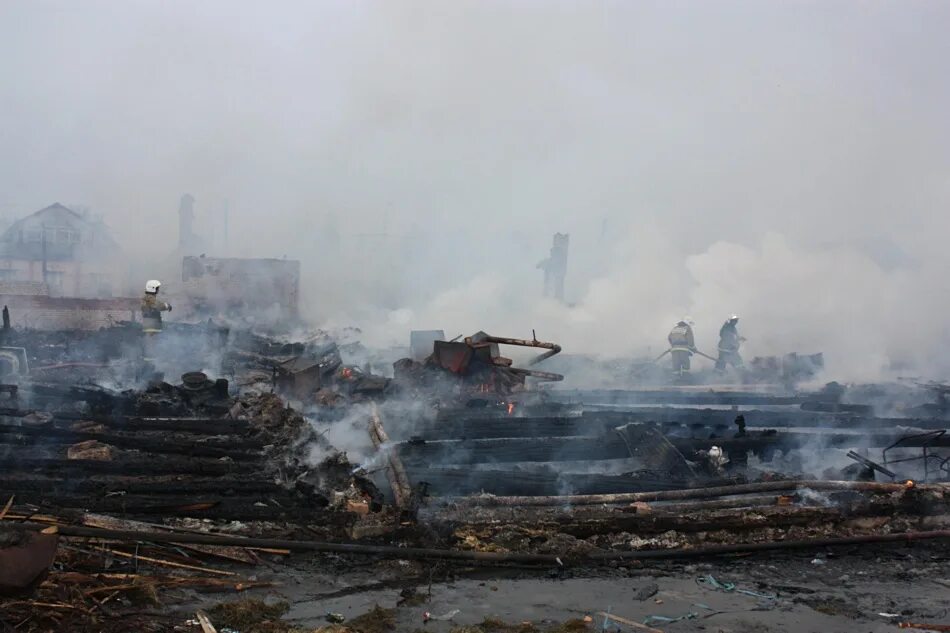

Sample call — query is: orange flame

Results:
[904,479,915,489]
[507,403,515,415]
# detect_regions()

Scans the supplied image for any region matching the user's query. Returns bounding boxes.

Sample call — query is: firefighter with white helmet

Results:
[716,314,744,370]
[141,279,172,334]
[668,317,696,376]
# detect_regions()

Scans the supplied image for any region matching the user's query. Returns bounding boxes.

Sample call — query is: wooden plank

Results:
[83,514,257,564]
[547,389,807,406]
[0,456,254,476]
[405,467,692,496]
[396,435,631,464]
[369,405,413,509]
[0,431,262,460]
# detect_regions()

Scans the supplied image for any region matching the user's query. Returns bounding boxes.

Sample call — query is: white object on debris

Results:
[424,609,460,622]
[810,558,826,566]
[195,611,218,633]
[708,445,729,469]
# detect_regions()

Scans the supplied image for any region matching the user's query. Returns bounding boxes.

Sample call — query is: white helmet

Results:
[684,316,695,326]
[729,314,739,322]
[145,279,161,294]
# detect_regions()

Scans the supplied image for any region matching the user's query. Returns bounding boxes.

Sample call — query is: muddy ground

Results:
[174,542,950,633]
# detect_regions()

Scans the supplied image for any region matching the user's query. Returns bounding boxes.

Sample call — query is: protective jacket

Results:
[142,293,171,333]
[718,321,741,352]
[668,323,695,350]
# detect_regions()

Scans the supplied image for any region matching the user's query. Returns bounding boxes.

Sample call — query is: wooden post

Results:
[368,404,413,510]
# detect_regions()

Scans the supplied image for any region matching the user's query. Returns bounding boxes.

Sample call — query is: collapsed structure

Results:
[0,313,948,631]
[178,255,301,325]
[394,330,563,397]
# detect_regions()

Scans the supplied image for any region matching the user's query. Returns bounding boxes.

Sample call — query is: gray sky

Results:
[2,1,949,377]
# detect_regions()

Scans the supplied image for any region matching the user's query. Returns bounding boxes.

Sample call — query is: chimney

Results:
[178,194,195,252]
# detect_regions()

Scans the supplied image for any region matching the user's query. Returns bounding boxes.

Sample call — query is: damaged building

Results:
[0,203,127,298]
[0,306,948,633]
[176,255,301,324]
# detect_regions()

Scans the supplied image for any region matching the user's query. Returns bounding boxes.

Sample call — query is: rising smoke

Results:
[2,1,949,381]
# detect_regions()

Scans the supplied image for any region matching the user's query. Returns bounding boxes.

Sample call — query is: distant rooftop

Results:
[0,203,122,262]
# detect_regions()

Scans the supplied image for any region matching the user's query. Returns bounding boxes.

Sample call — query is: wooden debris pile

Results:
[0,514,284,633]
[0,380,380,526]
[431,481,950,554]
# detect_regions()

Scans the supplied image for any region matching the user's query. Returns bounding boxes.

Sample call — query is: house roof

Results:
[0,203,122,262]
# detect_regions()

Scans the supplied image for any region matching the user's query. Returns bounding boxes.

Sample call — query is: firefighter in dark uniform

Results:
[716,314,744,370]
[141,280,172,360]
[668,318,696,376]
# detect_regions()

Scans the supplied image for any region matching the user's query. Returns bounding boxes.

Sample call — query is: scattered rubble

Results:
[394,331,563,401]
[0,319,948,631]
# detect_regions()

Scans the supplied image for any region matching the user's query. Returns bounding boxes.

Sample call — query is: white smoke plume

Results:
[2,2,949,382]
[358,230,948,381]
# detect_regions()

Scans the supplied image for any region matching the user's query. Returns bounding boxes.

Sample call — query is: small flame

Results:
[904,479,915,489]
[507,403,515,415]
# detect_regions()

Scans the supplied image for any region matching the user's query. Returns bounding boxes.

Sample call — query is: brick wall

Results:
[0,294,139,330]
[0,281,49,296]
[0,258,128,298]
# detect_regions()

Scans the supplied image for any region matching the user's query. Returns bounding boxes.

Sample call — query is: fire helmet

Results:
[145,280,162,294]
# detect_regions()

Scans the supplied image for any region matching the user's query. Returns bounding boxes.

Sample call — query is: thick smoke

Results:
[2,2,949,381]
[359,230,949,381]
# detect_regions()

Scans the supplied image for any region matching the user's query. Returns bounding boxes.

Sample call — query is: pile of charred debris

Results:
[1,323,949,631]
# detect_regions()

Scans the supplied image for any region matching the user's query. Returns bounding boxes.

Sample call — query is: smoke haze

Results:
[2,1,949,379]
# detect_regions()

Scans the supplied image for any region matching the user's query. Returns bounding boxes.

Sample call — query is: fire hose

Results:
[654,347,718,363]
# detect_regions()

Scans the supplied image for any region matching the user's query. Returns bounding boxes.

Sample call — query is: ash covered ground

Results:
[4,4,950,630]
[0,319,947,633]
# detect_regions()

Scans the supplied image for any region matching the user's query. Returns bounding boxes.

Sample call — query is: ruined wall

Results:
[176,256,300,322]
[0,258,125,298]
[0,294,138,330]
[0,280,49,296]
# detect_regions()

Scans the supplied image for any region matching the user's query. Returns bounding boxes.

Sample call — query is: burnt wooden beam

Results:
[6,494,341,522]
[56,415,252,434]
[0,432,262,460]
[440,480,946,507]
[431,503,945,540]
[395,430,950,466]
[0,475,292,496]
[428,486,949,539]
[7,518,566,565]
[576,408,950,431]
[0,421,264,447]
[0,411,252,434]
[368,405,413,508]
[405,467,694,496]
[0,456,255,477]
[410,410,949,442]
[11,520,950,565]
[435,505,850,539]
[548,389,807,406]
[669,431,950,453]
[397,435,631,464]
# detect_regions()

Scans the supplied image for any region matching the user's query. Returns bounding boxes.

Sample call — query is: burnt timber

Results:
[394,431,950,465]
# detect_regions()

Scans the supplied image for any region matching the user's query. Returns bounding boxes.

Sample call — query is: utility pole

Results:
[537,233,569,302]
[222,199,229,256]
[41,222,48,286]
